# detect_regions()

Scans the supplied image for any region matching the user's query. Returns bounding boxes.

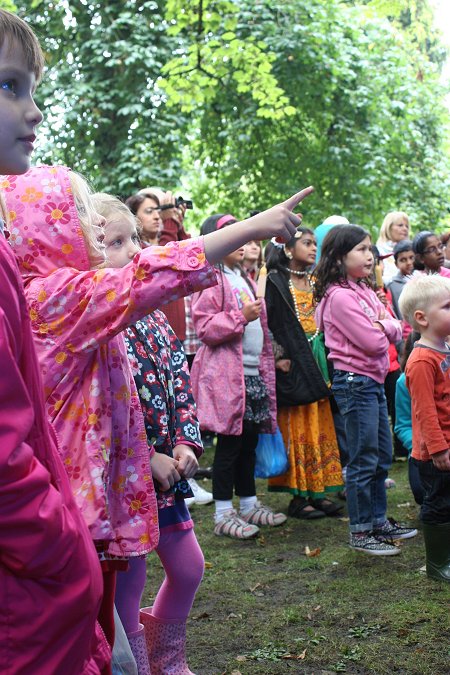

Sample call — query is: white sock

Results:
[214,500,234,522]
[239,495,258,515]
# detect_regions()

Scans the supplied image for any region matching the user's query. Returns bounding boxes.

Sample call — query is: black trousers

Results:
[212,428,259,501]
[414,459,450,524]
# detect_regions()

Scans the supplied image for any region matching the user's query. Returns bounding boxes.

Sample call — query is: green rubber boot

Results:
[422,522,450,582]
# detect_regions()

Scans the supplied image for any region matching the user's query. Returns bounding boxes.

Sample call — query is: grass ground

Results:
[142,454,450,675]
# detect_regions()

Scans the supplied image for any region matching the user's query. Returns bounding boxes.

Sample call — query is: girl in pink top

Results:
[3,164,312,650]
[315,225,416,557]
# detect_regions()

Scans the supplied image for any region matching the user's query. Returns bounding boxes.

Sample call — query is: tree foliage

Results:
[11,0,450,232]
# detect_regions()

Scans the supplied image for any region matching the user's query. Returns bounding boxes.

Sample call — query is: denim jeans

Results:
[332,371,393,533]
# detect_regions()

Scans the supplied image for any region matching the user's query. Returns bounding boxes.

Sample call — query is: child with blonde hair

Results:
[399,275,450,582]
[3,165,313,650]
[94,192,204,674]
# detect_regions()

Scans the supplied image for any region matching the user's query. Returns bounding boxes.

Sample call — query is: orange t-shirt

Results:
[405,344,450,461]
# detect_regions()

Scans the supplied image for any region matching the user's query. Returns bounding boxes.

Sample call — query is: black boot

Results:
[422,522,450,582]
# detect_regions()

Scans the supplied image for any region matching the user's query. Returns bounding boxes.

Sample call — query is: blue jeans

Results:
[332,371,393,533]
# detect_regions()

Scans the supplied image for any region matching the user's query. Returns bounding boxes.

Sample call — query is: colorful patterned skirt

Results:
[268,399,343,498]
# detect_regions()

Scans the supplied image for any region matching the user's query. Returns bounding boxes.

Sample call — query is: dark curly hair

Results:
[314,225,370,302]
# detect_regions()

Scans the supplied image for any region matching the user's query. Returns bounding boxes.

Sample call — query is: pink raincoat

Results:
[2,166,215,556]
[190,269,276,436]
[0,233,110,674]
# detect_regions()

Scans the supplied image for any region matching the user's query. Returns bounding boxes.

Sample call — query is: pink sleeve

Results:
[191,275,247,347]
[28,238,216,352]
[328,290,393,356]
[0,256,81,578]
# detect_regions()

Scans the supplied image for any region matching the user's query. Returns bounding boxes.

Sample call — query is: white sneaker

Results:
[186,478,214,506]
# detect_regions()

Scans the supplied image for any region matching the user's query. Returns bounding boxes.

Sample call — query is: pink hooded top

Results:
[2,166,215,556]
[0,232,109,673]
[315,280,401,384]
[191,269,277,436]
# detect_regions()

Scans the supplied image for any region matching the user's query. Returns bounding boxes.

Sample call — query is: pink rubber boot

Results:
[127,623,151,675]
[140,607,195,675]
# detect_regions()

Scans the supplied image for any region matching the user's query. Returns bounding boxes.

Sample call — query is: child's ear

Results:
[414,309,428,329]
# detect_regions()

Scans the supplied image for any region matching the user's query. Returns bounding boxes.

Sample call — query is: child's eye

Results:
[0,79,17,94]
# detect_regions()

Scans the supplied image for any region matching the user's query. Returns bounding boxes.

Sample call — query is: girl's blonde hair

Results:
[378,211,409,244]
[69,171,106,263]
[92,192,140,232]
[0,191,9,229]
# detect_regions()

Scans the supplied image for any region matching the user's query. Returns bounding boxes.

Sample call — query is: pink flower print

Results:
[125,491,150,517]
[9,226,23,247]
[7,200,25,226]
[21,253,37,271]
[20,186,44,203]
[44,201,71,226]
[47,393,65,417]
[126,465,139,483]
[41,177,63,195]
[89,378,101,397]
[66,463,81,481]
[47,295,67,315]
[0,176,16,192]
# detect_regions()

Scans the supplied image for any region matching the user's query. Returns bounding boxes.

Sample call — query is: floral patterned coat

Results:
[124,310,203,511]
[2,165,215,557]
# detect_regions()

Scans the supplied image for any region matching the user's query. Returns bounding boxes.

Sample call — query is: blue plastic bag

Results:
[254,427,289,478]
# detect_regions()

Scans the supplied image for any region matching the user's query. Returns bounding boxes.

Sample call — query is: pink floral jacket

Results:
[191,269,276,436]
[2,166,215,556]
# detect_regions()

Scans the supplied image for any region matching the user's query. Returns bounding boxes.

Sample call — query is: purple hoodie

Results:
[315,281,401,384]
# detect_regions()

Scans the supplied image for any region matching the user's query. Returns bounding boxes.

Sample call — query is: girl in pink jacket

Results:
[3,166,312,648]
[191,214,287,540]
[314,225,417,557]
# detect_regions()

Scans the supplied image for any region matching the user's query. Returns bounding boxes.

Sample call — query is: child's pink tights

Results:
[115,528,204,634]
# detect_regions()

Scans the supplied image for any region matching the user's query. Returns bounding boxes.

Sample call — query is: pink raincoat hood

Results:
[2,165,215,555]
[3,165,91,282]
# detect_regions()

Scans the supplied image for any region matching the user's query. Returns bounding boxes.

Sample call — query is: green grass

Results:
[143,456,450,674]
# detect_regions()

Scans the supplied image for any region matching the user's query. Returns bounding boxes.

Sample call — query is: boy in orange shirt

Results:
[399,275,450,582]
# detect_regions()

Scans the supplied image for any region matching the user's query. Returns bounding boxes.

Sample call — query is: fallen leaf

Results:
[249,582,261,592]
[397,502,412,508]
[305,546,321,557]
[282,649,307,660]
[236,655,247,662]
[204,561,213,569]
[314,605,321,611]
[192,612,210,620]
[230,671,242,675]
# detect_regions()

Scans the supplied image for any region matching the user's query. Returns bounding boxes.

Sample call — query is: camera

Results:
[174,196,193,209]
[159,196,193,212]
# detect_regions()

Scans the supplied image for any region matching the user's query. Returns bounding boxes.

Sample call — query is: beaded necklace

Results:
[288,276,320,343]
[283,266,309,277]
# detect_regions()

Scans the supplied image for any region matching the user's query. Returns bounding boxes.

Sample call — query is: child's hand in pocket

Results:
[150,453,181,491]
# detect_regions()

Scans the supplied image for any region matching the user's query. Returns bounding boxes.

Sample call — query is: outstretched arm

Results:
[203,187,314,263]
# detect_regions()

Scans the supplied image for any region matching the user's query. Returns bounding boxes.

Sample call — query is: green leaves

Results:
[12,0,450,232]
